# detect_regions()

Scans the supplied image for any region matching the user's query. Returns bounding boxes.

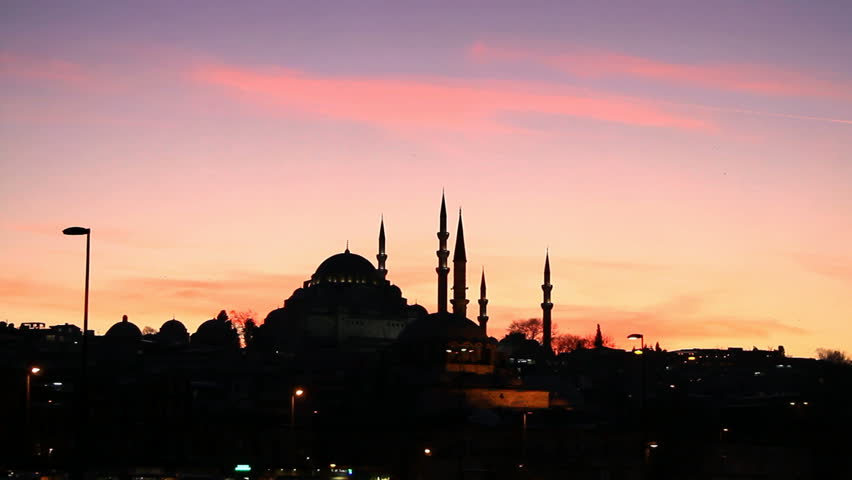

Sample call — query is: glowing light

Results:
[687,356,696,361]
[234,465,251,472]
[30,367,41,374]
[634,349,644,355]
[295,388,304,396]
[423,448,432,456]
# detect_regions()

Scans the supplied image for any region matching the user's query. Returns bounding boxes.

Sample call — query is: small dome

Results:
[191,311,239,348]
[105,314,142,340]
[311,250,379,285]
[398,311,486,342]
[159,318,189,344]
[407,304,429,318]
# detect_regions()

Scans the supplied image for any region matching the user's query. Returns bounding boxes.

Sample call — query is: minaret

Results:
[377,216,387,280]
[436,192,450,313]
[541,250,553,352]
[477,268,489,335]
[451,209,469,318]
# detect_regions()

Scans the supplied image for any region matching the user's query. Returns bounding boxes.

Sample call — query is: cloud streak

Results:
[0,52,119,92]
[190,62,711,133]
[469,42,852,102]
[487,293,806,349]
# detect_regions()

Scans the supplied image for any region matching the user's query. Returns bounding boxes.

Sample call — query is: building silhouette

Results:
[1,194,850,479]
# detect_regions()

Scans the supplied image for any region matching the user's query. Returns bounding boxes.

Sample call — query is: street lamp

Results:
[26,366,42,453]
[627,333,648,476]
[628,333,645,351]
[522,411,533,463]
[63,226,90,480]
[291,387,305,431]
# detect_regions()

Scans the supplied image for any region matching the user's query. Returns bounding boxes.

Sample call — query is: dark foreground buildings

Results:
[3,196,851,479]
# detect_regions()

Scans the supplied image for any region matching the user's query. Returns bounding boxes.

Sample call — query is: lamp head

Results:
[62,227,90,235]
[294,388,304,396]
[627,333,644,340]
[30,367,41,374]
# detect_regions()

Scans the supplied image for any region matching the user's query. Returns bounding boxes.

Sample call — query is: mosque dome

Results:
[406,304,429,319]
[191,310,239,348]
[105,314,142,340]
[158,318,189,345]
[398,311,486,342]
[310,250,379,286]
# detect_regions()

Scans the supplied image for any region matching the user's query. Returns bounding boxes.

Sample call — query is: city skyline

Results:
[2,1,852,357]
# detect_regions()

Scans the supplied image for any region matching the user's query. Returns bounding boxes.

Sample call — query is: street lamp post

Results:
[290,387,305,432]
[522,411,532,464]
[26,366,42,428]
[627,333,648,476]
[26,366,42,457]
[63,226,90,480]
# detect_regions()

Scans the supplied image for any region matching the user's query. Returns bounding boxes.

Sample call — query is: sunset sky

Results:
[2,1,851,357]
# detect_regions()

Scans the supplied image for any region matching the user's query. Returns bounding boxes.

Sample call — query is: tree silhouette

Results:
[243,318,258,348]
[552,333,588,354]
[229,309,259,348]
[593,324,603,348]
[817,348,850,365]
[142,326,158,336]
[507,318,543,342]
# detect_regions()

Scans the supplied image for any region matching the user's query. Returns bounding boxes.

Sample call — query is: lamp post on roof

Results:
[63,226,90,480]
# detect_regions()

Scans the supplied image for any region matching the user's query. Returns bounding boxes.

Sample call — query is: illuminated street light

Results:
[291,387,306,432]
[63,226,91,480]
[627,333,645,350]
[26,366,43,458]
[423,448,432,456]
[628,333,648,464]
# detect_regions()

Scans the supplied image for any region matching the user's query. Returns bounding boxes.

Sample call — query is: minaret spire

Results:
[451,209,469,318]
[377,215,387,280]
[541,249,553,353]
[436,192,450,313]
[477,267,489,335]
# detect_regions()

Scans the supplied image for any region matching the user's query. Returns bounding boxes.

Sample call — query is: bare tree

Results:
[229,309,259,348]
[507,318,543,342]
[817,348,851,365]
[552,334,588,354]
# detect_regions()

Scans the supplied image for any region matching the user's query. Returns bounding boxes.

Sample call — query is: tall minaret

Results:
[451,209,469,318]
[477,268,489,335]
[541,250,553,352]
[436,192,450,313]
[377,216,388,280]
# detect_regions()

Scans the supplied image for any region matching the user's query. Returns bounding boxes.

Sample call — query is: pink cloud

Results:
[469,42,852,101]
[0,52,114,91]
[189,62,711,132]
[796,254,852,284]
